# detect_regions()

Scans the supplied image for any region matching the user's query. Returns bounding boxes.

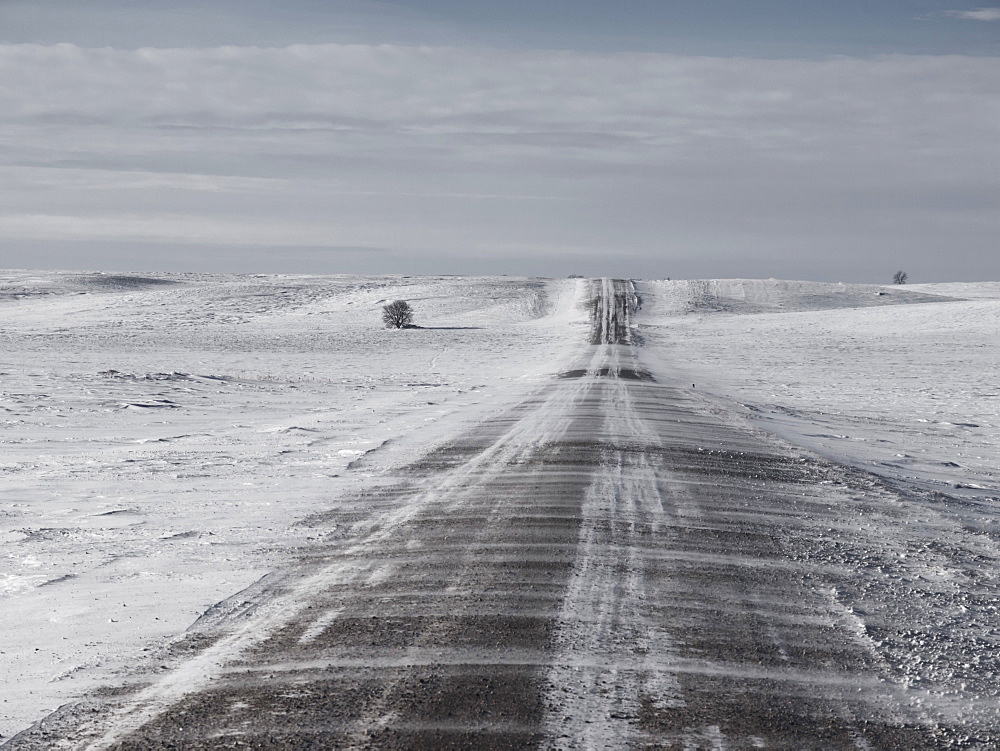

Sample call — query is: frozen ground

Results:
[3,272,999,746]
[638,278,1000,502]
[0,271,585,740]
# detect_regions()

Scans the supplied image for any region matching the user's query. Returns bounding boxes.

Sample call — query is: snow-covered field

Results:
[638,279,1000,501]
[0,271,586,740]
[3,271,998,742]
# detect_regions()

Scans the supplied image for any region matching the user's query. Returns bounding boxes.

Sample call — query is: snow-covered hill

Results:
[0,271,587,739]
[2,272,997,741]
[638,278,1000,501]
[640,277,960,318]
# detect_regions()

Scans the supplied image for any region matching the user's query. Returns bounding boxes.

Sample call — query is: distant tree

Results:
[382,300,414,329]
[568,274,584,279]
[893,270,908,285]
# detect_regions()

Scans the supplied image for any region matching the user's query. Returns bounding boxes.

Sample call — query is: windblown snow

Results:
[638,279,1000,498]
[0,271,584,740]
[1,271,998,742]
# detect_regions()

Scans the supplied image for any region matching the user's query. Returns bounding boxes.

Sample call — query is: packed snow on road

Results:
[1,272,997,746]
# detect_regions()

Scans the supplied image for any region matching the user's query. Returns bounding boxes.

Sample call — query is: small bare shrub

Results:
[893,270,908,285]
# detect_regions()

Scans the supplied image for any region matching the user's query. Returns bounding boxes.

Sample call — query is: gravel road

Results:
[8,279,996,749]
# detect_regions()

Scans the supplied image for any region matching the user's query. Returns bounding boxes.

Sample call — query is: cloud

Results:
[0,43,998,280]
[943,8,1000,21]
[0,213,379,247]
[3,44,996,157]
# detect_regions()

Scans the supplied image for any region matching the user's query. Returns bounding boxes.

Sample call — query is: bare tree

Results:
[382,300,414,329]
[892,270,908,285]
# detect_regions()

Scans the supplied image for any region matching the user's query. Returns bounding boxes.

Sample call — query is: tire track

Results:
[8,278,991,749]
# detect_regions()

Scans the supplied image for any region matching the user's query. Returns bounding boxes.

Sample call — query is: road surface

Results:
[8,279,996,749]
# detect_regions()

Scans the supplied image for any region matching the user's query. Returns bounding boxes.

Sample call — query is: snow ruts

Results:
[589,277,636,345]
[7,278,997,749]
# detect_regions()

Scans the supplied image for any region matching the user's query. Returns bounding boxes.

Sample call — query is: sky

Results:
[1,1,998,281]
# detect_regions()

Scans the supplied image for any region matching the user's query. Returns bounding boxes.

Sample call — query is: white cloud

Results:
[944,8,1000,21]
[2,43,995,179]
[6,166,285,193]
[0,213,361,246]
[0,43,998,279]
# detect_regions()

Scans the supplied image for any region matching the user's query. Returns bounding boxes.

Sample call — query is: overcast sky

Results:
[1,1,998,281]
